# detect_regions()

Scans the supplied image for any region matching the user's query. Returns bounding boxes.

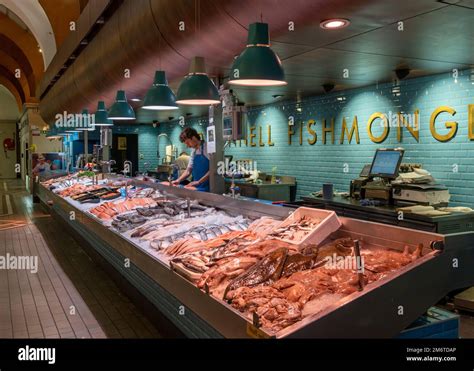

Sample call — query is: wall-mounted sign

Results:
[207,125,216,154]
[231,104,474,148]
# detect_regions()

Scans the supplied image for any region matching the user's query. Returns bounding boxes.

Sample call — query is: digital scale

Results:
[351,148,450,205]
[392,183,450,206]
[362,148,404,202]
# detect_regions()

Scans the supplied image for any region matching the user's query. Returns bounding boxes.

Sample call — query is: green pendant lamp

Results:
[176,57,220,105]
[94,101,114,126]
[108,90,136,120]
[228,22,286,86]
[76,109,95,131]
[142,71,178,110]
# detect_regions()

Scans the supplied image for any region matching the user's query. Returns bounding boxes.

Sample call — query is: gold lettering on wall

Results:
[259,126,265,146]
[268,125,274,146]
[397,110,419,142]
[322,118,335,144]
[430,106,457,142]
[288,123,295,145]
[469,104,474,140]
[367,112,389,143]
[340,116,360,144]
[249,126,256,147]
[307,120,317,145]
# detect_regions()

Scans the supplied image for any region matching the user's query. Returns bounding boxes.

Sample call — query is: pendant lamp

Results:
[76,109,95,131]
[228,22,286,86]
[94,101,114,126]
[108,90,136,120]
[142,71,179,110]
[176,57,220,105]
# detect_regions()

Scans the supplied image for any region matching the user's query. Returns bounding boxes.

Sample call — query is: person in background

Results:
[174,151,191,184]
[171,128,210,192]
[33,154,51,176]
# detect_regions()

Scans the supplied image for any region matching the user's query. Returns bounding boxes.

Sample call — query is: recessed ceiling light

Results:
[130,98,141,102]
[320,19,350,30]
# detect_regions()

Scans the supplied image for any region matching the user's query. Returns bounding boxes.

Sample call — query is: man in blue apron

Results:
[171,128,210,192]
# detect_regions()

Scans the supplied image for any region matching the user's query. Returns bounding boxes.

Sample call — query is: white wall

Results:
[0,122,17,178]
[0,85,19,179]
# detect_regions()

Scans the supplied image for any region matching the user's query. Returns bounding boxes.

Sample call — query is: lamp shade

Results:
[142,71,178,110]
[176,57,220,105]
[228,23,286,86]
[94,101,114,126]
[76,109,95,131]
[108,90,136,120]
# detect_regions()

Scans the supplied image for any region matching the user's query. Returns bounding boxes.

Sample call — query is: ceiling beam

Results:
[0,79,23,110]
[0,14,44,87]
[0,47,35,98]
[0,65,25,103]
[0,0,56,67]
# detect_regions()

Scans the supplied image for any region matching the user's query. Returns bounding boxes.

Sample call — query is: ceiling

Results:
[37,0,474,124]
[0,0,87,113]
[139,0,474,122]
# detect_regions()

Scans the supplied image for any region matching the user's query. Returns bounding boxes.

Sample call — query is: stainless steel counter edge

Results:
[38,184,263,338]
[36,180,474,338]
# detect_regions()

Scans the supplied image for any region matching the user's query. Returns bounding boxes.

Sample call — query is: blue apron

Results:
[192,142,210,192]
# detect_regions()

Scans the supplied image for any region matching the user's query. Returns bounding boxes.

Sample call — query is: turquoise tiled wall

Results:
[113,118,205,172]
[225,70,474,206]
[115,70,473,206]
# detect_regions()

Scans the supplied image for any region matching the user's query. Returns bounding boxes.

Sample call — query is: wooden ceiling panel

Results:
[0,38,35,97]
[39,0,82,47]
[0,50,31,98]
[0,14,44,89]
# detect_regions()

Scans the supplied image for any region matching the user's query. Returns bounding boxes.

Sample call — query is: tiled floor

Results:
[0,179,161,339]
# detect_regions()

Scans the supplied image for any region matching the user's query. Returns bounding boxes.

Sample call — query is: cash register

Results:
[349,164,371,199]
[361,148,404,202]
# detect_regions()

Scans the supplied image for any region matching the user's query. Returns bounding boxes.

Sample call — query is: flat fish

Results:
[224,248,288,299]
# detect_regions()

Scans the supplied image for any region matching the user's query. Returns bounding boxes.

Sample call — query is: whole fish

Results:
[224,248,288,299]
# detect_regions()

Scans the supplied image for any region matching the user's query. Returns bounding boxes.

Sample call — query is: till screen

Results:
[370,151,402,177]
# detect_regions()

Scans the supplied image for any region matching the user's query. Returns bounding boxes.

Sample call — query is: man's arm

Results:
[197,171,209,185]
[172,168,191,185]
[188,170,209,187]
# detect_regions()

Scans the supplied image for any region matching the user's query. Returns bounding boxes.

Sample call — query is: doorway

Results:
[111,134,139,176]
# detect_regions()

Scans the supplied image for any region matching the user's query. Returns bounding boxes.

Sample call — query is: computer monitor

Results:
[359,164,371,177]
[369,149,404,178]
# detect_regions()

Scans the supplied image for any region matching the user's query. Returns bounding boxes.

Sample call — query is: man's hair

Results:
[179,127,200,143]
[179,151,188,156]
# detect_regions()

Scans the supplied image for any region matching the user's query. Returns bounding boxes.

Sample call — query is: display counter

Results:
[224,180,294,202]
[297,195,474,234]
[37,176,474,338]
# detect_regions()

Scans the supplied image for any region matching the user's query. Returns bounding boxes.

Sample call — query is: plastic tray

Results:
[273,207,341,247]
